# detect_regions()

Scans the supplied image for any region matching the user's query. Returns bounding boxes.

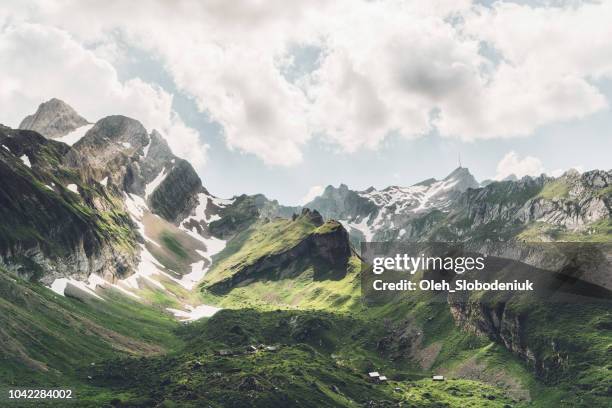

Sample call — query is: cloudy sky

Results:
[1,0,611,204]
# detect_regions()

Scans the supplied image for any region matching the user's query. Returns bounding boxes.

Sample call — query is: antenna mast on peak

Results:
[458,153,462,168]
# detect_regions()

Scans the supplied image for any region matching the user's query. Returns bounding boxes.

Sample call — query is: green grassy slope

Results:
[0,268,183,404]
[85,309,516,408]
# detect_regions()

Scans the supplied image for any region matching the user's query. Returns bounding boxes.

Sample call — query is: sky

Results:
[1,0,611,205]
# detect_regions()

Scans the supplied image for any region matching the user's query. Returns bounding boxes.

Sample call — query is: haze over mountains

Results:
[0,99,611,406]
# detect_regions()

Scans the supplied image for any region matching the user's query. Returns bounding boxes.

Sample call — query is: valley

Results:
[0,99,610,407]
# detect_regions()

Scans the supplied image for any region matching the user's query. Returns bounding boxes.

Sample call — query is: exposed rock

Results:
[148,160,205,222]
[0,126,137,283]
[238,376,263,391]
[19,98,89,139]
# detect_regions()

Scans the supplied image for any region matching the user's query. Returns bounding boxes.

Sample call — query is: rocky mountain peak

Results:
[297,208,324,226]
[443,166,479,187]
[19,98,89,139]
[76,115,148,150]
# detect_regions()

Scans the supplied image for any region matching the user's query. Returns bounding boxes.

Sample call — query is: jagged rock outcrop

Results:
[125,130,174,195]
[19,98,89,138]
[208,194,299,239]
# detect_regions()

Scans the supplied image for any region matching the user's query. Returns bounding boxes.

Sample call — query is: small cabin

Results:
[432,375,444,381]
[368,371,380,378]
[378,375,388,382]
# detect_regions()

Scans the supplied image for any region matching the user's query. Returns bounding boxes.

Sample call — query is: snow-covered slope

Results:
[55,123,94,146]
[306,167,479,242]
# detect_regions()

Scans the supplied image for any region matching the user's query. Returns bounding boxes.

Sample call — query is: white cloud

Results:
[495,151,545,180]
[548,165,584,178]
[300,185,324,205]
[0,22,207,170]
[2,0,612,166]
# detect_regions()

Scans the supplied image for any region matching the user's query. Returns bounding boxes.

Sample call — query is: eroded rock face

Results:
[19,98,89,139]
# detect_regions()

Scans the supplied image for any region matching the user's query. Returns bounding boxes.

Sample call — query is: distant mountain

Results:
[303,167,611,248]
[19,98,89,139]
[304,166,480,242]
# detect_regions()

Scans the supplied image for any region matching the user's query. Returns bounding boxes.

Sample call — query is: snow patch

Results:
[342,214,376,241]
[178,233,226,290]
[44,184,53,191]
[55,124,94,146]
[167,304,221,321]
[67,184,78,194]
[182,193,233,226]
[87,273,141,299]
[122,244,166,290]
[49,278,68,296]
[145,168,167,198]
[2,145,9,152]
[121,142,132,149]
[20,154,31,168]
[121,193,185,291]
[100,176,108,186]
[124,193,147,219]
[48,277,104,300]
[142,140,151,158]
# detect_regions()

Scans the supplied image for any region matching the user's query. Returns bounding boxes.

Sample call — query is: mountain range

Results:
[0,99,610,407]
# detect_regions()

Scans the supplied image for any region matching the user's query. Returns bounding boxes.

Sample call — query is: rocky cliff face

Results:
[0,125,138,284]
[443,170,611,242]
[72,115,149,185]
[19,98,89,139]
[149,160,205,222]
